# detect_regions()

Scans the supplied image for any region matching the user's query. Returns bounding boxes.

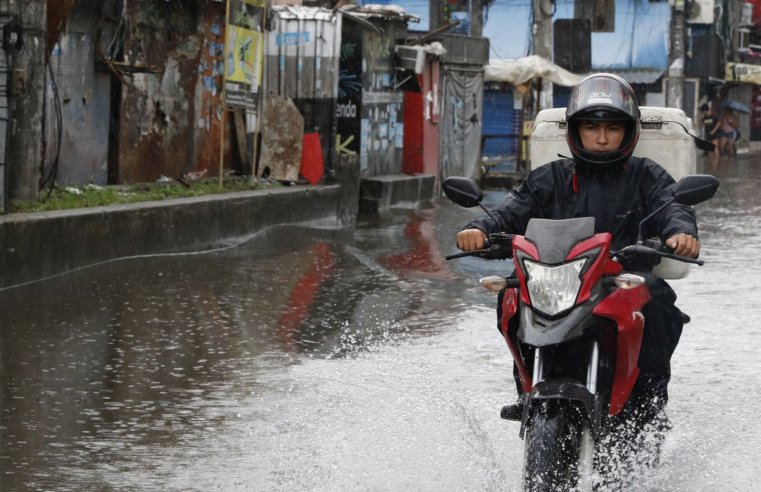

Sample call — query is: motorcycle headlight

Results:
[524,259,586,316]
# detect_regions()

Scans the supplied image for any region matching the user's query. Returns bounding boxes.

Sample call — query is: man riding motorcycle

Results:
[457,73,700,423]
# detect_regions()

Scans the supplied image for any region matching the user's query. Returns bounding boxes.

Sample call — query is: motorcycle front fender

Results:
[520,378,602,440]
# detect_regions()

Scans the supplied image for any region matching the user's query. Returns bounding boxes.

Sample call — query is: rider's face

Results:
[578,120,625,152]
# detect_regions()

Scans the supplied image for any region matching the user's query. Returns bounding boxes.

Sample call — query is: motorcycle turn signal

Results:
[479,276,506,291]
[602,273,646,290]
[479,276,521,291]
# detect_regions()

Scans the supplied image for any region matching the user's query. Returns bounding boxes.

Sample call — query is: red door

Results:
[403,76,424,175]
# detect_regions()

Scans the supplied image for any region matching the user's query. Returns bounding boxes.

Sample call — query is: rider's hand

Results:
[667,234,700,258]
[457,229,487,251]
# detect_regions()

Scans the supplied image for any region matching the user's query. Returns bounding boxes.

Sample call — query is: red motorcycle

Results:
[443,174,719,491]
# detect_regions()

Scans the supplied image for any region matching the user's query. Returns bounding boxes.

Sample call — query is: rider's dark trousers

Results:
[499,272,683,420]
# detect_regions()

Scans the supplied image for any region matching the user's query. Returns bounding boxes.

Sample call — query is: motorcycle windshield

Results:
[524,218,596,264]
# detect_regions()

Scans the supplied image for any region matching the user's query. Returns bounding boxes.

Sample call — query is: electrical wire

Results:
[39,61,62,201]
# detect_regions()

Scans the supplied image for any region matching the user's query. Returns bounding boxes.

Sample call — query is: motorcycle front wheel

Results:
[522,400,583,492]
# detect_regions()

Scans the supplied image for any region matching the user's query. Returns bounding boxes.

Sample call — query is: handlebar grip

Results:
[643,238,673,254]
[444,251,473,261]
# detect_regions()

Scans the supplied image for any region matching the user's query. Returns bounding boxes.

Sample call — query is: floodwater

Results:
[1,156,760,491]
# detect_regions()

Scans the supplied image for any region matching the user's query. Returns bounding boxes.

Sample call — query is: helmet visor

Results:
[568,76,638,120]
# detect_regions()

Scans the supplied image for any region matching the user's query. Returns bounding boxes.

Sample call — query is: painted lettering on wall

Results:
[336,135,357,155]
[336,101,358,118]
[276,32,311,46]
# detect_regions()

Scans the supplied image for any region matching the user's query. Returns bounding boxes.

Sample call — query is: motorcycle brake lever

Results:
[445,248,490,261]
[612,245,704,266]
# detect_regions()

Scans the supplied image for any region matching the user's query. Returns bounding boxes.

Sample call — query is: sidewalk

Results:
[0,164,436,291]
[0,185,344,291]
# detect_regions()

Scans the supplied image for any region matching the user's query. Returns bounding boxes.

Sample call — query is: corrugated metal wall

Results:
[47,32,112,186]
[482,89,514,158]
[263,7,342,171]
[117,0,232,184]
[264,7,341,100]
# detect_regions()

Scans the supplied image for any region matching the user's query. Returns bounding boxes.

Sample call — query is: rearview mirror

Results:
[673,174,720,206]
[442,177,484,208]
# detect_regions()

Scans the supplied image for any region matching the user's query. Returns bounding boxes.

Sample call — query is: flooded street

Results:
[2,156,761,491]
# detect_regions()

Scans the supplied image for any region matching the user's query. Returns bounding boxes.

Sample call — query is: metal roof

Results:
[607,69,665,85]
[340,5,420,23]
[270,6,337,21]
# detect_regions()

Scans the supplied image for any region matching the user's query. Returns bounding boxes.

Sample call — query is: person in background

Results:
[713,108,739,157]
[700,103,719,159]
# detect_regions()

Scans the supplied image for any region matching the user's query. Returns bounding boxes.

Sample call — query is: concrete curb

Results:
[359,174,436,213]
[0,185,343,290]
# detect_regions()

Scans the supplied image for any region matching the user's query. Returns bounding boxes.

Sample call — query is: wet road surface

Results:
[1,156,760,491]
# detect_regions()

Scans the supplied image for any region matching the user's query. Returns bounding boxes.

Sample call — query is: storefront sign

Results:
[726,62,761,84]
[223,0,265,111]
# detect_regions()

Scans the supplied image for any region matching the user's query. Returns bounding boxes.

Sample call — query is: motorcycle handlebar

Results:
[445,234,515,261]
[613,244,704,266]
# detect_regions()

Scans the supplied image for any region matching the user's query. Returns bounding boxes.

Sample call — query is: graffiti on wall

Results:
[198,16,225,133]
[336,23,405,173]
[358,99,405,171]
[364,34,391,75]
[336,27,363,155]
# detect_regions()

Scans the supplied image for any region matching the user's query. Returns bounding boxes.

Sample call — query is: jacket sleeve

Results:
[463,164,552,235]
[643,161,698,241]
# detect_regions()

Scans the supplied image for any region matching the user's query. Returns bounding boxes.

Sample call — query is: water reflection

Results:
[0,206,478,489]
[6,155,758,490]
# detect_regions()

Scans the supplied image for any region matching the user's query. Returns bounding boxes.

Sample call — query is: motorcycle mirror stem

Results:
[442,176,501,225]
[636,174,719,244]
[636,198,676,245]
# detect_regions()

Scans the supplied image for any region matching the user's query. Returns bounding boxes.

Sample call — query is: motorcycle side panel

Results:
[500,287,533,393]
[592,284,651,415]
[512,236,539,306]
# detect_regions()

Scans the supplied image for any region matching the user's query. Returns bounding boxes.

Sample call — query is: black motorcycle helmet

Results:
[566,73,641,174]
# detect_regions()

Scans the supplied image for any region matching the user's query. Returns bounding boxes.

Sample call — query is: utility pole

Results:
[429,0,441,31]
[471,0,483,37]
[667,0,686,110]
[533,0,554,110]
[7,0,47,204]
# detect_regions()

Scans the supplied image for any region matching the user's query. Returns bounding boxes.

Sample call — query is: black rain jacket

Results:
[465,157,698,266]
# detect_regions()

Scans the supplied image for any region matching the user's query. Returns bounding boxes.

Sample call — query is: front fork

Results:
[527,341,600,491]
[521,338,602,437]
[530,338,600,394]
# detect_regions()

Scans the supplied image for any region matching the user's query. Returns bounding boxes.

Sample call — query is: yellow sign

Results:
[223,0,265,111]
[225,26,260,84]
[726,62,761,84]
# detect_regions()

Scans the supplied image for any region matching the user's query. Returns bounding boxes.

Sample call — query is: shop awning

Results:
[607,69,664,85]
[484,55,586,87]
